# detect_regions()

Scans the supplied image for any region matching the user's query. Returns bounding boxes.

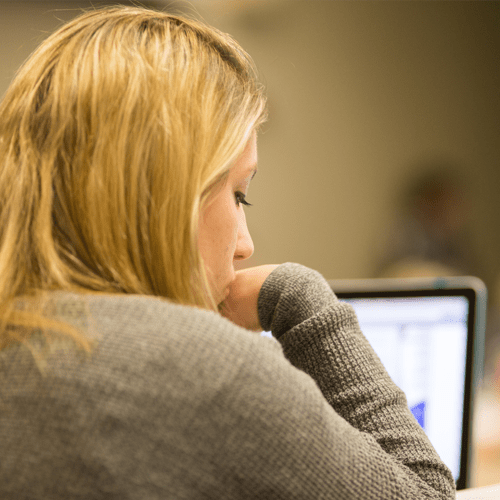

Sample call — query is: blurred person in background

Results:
[377,164,483,281]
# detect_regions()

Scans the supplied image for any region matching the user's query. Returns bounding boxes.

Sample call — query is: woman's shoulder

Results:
[0,293,313,500]
[48,291,284,388]
[3,291,291,427]
[84,291,274,348]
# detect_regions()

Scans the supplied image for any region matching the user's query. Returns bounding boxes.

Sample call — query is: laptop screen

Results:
[340,294,468,481]
[332,276,487,490]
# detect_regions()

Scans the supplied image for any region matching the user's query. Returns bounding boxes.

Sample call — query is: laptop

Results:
[327,276,487,490]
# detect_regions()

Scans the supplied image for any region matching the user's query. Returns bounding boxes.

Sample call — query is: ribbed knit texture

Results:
[0,263,455,499]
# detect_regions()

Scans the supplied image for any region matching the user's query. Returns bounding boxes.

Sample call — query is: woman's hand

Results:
[219,265,280,331]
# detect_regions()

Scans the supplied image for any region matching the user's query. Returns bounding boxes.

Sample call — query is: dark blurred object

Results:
[377,164,483,280]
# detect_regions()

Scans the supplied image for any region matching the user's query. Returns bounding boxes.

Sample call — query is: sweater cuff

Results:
[257,263,338,339]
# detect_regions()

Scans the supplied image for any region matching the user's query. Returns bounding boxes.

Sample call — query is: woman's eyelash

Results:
[235,191,252,207]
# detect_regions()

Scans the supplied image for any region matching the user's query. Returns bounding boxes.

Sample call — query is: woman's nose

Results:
[234,211,254,261]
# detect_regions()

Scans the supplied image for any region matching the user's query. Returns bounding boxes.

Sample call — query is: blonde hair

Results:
[0,5,267,350]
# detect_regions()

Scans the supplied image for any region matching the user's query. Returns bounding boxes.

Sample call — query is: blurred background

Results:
[2,0,500,487]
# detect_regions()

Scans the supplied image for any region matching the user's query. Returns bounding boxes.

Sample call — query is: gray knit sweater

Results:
[0,263,455,499]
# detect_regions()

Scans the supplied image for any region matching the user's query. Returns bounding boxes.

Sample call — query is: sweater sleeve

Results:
[256,262,456,499]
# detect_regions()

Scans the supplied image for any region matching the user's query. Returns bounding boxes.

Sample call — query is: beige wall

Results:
[2,0,500,287]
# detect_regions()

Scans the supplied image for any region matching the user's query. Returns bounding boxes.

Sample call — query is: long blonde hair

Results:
[0,5,267,350]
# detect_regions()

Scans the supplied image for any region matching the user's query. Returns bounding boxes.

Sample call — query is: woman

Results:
[0,6,455,499]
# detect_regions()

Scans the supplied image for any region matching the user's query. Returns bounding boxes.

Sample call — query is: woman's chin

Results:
[215,287,230,308]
